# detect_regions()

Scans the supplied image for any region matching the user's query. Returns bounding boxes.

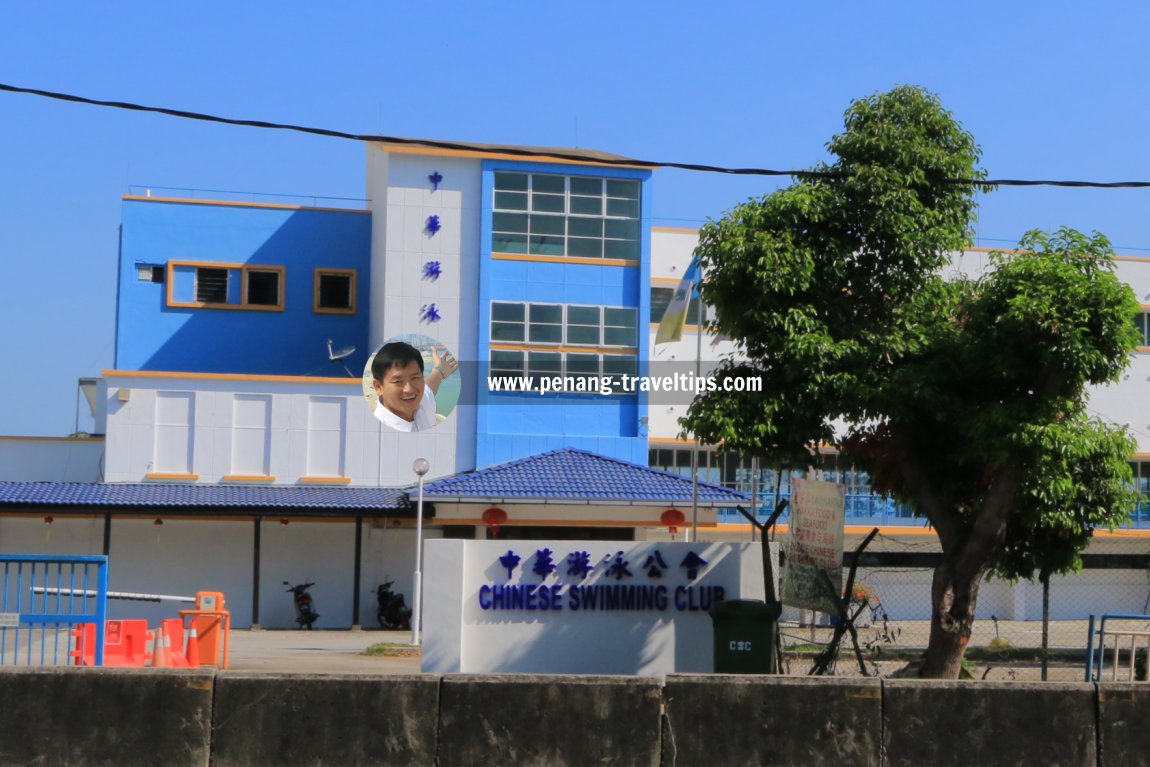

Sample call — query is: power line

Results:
[6,81,1150,190]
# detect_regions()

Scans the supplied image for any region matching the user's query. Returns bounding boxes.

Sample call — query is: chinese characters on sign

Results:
[476,546,724,613]
[781,478,845,614]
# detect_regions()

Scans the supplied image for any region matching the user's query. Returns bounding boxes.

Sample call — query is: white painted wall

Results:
[365,146,482,482]
[0,515,442,630]
[422,539,772,674]
[646,232,1150,452]
[0,439,104,482]
[102,372,468,487]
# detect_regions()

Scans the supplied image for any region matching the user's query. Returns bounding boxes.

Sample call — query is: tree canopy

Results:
[685,85,1141,677]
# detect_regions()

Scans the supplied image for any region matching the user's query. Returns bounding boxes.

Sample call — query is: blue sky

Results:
[4,2,1150,436]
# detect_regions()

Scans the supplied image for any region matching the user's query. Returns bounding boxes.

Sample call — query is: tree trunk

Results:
[907,460,1024,679]
[919,555,986,678]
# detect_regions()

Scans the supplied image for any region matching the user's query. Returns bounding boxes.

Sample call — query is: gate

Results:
[0,554,108,666]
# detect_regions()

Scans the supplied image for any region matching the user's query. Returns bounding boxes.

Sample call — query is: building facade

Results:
[2,139,1150,629]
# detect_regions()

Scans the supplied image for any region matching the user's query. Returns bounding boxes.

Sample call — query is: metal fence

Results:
[717,496,1150,529]
[0,554,108,666]
[772,553,1150,678]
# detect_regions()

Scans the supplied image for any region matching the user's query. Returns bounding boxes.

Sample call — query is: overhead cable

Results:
[4,81,1150,189]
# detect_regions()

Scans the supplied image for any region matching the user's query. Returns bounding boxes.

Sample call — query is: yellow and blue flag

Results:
[655,255,701,345]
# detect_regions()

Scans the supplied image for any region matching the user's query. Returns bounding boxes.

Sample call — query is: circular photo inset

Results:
[362,334,461,433]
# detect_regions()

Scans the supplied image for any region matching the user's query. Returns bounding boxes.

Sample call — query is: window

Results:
[492,171,641,261]
[1135,309,1150,348]
[167,261,285,311]
[196,268,229,304]
[492,302,526,342]
[1132,461,1150,498]
[528,304,563,343]
[490,301,638,347]
[488,300,639,394]
[136,264,165,283]
[245,270,281,306]
[490,349,525,377]
[650,286,703,325]
[314,269,357,314]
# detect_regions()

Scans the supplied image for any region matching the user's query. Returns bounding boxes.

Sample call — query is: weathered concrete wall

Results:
[211,673,440,767]
[4,668,1149,767]
[883,680,1097,767]
[662,675,882,766]
[436,674,663,767]
[0,667,213,767]
[1097,683,1150,767]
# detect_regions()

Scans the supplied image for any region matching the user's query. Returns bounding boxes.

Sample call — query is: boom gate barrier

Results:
[0,554,108,666]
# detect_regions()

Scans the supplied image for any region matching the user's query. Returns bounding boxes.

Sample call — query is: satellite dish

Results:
[326,339,357,377]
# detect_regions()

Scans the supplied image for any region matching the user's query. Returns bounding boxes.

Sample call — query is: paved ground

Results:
[218,619,1121,681]
[225,629,421,674]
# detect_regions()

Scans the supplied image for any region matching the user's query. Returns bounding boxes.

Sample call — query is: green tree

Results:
[685,86,1141,679]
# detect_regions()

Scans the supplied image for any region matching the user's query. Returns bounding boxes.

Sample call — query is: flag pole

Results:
[690,299,704,540]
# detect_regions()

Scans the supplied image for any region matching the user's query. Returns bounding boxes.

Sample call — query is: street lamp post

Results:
[411,458,430,646]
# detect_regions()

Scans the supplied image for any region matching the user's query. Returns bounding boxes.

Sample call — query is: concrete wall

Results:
[3,670,1150,767]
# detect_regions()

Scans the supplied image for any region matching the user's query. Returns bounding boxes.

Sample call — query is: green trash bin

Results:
[709,599,782,674]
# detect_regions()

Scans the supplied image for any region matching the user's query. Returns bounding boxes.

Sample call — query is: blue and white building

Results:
[2,139,1150,629]
[0,141,744,629]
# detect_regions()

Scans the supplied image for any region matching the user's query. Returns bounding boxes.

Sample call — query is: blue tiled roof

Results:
[423,448,749,505]
[0,482,409,513]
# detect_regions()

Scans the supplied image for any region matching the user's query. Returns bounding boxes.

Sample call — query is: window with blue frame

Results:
[488,300,639,388]
[1131,461,1150,525]
[492,172,641,260]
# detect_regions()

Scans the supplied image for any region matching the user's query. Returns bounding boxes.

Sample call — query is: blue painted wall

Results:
[474,161,653,468]
[116,198,371,376]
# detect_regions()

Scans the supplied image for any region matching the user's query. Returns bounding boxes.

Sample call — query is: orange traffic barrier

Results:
[70,620,152,667]
[179,608,232,669]
[152,623,167,668]
[162,618,188,667]
[185,625,201,667]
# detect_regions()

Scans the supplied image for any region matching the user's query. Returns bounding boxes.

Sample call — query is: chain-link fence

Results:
[772,553,1150,679]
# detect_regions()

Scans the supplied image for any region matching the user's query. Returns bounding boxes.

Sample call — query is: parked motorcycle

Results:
[284,580,319,629]
[376,581,412,630]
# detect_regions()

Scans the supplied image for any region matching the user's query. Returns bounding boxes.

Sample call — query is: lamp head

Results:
[412,458,430,477]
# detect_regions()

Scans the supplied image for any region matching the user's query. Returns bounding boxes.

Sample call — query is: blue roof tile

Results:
[423,447,749,504]
[0,482,409,513]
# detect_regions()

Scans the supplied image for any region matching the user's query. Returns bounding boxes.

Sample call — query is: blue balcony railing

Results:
[715,494,1150,529]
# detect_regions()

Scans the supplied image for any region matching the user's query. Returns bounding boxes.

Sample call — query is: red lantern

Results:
[661,508,686,539]
[154,518,163,526]
[279,518,290,526]
[43,516,53,525]
[482,507,508,537]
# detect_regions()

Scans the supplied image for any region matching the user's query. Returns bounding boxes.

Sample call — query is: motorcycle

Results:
[284,580,319,629]
[376,581,412,630]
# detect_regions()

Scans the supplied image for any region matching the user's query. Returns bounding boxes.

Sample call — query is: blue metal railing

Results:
[0,554,108,666]
[1086,613,1150,682]
[717,494,1150,529]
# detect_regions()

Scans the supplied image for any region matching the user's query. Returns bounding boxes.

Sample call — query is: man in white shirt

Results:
[370,341,458,432]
